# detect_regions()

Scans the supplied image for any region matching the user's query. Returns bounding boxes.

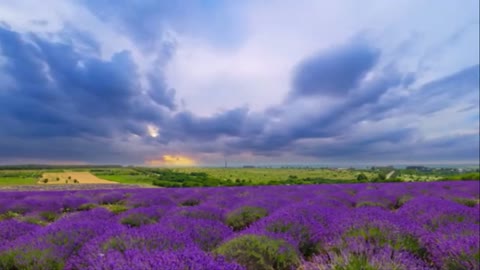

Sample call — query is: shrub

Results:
[103,204,129,214]
[0,211,20,220]
[39,211,58,222]
[226,206,268,231]
[453,197,479,207]
[357,173,368,182]
[0,249,63,270]
[215,234,300,270]
[345,226,428,260]
[120,213,156,227]
[180,199,201,207]
[78,203,97,211]
[266,222,320,258]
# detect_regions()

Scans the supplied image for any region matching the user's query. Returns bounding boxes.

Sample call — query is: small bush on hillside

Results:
[104,204,129,214]
[266,222,320,258]
[226,206,268,231]
[120,213,156,227]
[40,211,58,222]
[215,234,300,270]
[453,198,479,207]
[180,199,201,206]
[357,173,368,182]
[78,203,97,211]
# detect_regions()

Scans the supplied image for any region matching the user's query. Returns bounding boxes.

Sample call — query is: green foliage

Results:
[0,211,20,221]
[345,226,428,259]
[22,216,47,226]
[453,197,479,207]
[445,172,480,181]
[180,199,201,206]
[371,173,386,182]
[39,211,58,222]
[395,234,428,260]
[120,213,156,227]
[346,226,388,246]
[331,254,377,270]
[103,204,129,214]
[443,251,480,270]
[102,237,128,253]
[355,201,386,208]
[77,203,97,211]
[266,222,320,258]
[393,195,412,209]
[0,170,40,185]
[214,234,300,270]
[356,173,368,181]
[0,248,63,270]
[151,170,224,187]
[226,206,268,231]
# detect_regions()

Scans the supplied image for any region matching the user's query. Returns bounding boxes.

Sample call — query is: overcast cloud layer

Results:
[0,0,478,165]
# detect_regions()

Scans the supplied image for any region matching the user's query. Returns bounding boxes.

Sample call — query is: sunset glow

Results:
[146,155,196,166]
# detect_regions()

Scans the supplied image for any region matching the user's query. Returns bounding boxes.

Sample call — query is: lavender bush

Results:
[0,181,478,270]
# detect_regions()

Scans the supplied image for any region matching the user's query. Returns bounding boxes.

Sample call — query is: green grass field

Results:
[1,167,477,186]
[172,168,376,184]
[0,170,41,185]
[0,177,39,185]
[95,174,155,185]
[88,167,377,186]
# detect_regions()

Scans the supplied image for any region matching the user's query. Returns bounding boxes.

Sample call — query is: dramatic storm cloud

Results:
[291,41,380,97]
[0,0,478,165]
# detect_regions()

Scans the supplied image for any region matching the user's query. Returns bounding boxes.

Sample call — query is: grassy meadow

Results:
[0,166,478,187]
[0,170,41,185]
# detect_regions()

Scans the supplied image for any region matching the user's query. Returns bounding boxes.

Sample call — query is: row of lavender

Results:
[0,181,478,269]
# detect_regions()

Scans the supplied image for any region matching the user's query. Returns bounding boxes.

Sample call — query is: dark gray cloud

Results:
[218,62,479,161]
[291,41,380,98]
[0,25,171,142]
[158,108,266,142]
[0,18,478,164]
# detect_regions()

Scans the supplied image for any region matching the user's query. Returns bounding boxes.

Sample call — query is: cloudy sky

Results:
[0,0,478,166]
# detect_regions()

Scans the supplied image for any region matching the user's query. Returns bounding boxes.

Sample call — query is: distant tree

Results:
[372,173,386,182]
[356,173,368,182]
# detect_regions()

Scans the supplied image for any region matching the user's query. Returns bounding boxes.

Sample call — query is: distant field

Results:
[40,172,118,184]
[90,167,378,187]
[1,167,478,187]
[96,174,155,185]
[0,170,41,185]
[0,177,38,185]
[172,167,375,183]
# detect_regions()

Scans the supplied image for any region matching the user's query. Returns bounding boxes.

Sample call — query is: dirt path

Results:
[40,172,118,184]
[386,170,395,179]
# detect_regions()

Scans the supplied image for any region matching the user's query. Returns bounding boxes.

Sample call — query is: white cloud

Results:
[165,0,478,117]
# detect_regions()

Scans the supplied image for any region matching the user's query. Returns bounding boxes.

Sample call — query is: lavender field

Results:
[0,181,479,270]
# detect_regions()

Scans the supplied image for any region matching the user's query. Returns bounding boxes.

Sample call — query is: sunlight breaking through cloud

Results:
[146,155,196,166]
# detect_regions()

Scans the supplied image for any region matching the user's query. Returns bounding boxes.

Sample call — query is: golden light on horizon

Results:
[146,155,196,166]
